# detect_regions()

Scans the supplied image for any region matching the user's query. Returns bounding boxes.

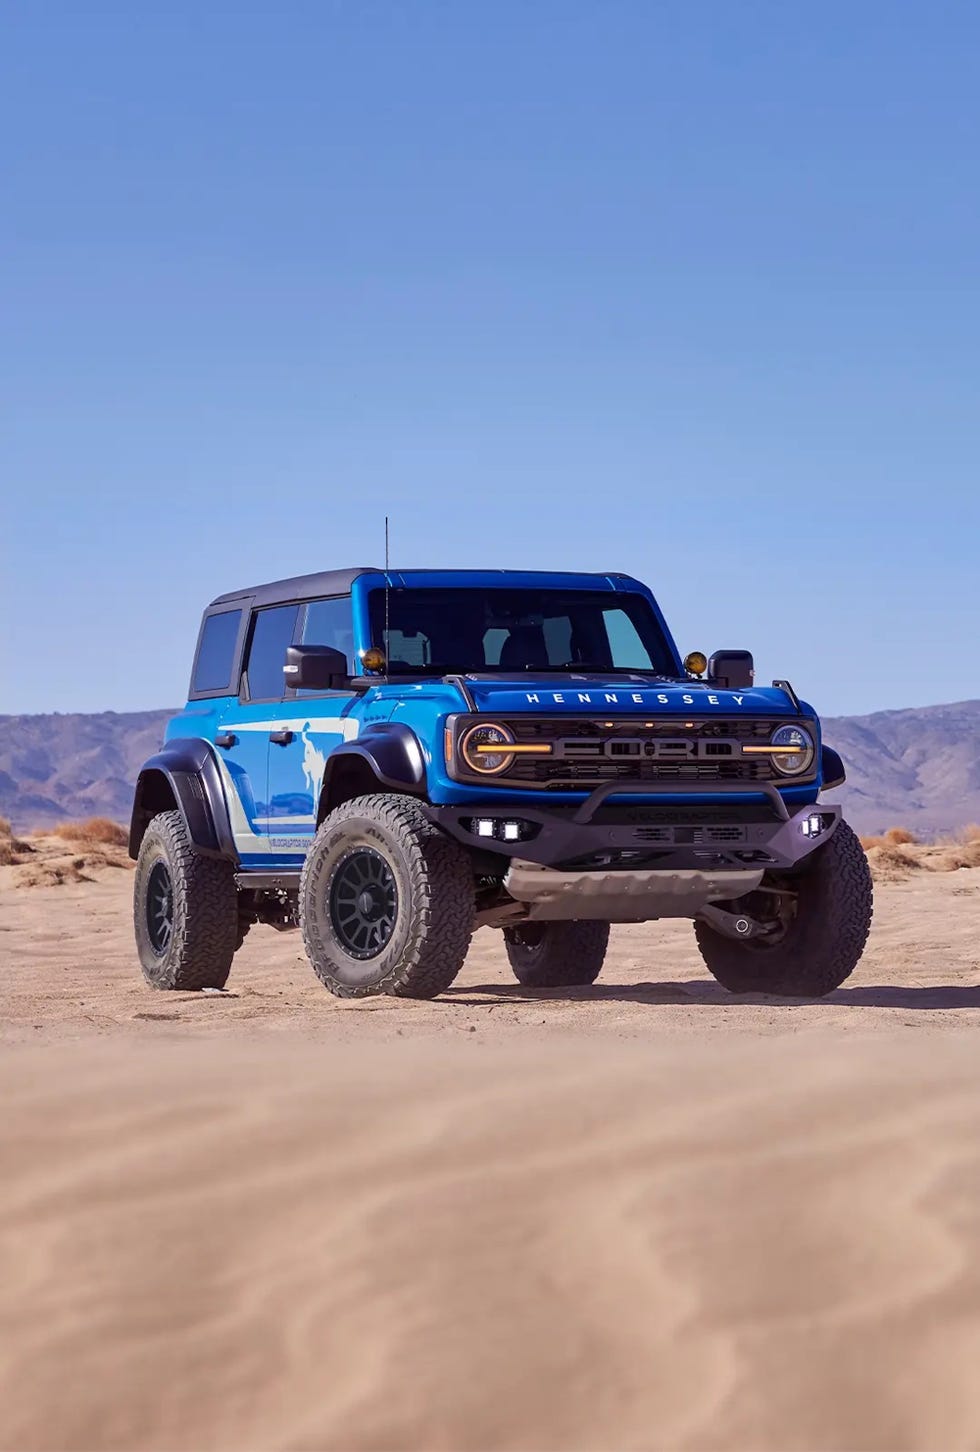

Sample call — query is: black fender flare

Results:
[318,722,427,819]
[129,738,238,863]
[820,745,846,791]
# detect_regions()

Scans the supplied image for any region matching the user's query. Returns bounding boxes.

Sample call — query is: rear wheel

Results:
[134,810,239,990]
[503,920,609,987]
[694,820,873,997]
[300,795,474,998]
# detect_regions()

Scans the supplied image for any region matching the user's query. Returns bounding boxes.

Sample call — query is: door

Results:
[265,595,358,856]
[215,602,300,865]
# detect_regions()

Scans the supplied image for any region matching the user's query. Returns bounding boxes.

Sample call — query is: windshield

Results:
[366,588,676,676]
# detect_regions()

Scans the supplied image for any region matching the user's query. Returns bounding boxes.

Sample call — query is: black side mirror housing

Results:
[283,644,349,692]
[709,650,754,690]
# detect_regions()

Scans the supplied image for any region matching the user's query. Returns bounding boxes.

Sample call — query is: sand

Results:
[1,860,979,1451]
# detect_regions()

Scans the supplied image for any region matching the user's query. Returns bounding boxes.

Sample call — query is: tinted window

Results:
[245,605,299,701]
[367,589,673,675]
[193,610,242,694]
[301,597,354,671]
[604,608,649,668]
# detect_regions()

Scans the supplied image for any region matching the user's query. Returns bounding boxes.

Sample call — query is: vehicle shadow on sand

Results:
[445,981,980,1010]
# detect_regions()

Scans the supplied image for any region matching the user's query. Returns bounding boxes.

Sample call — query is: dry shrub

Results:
[861,825,919,849]
[934,838,980,873]
[884,826,918,845]
[50,817,128,848]
[956,823,980,844]
[0,831,35,865]
[863,842,923,884]
[0,816,11,837]
[16,857,93,888]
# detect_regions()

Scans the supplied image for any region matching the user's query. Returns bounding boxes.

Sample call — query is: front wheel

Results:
[503,920,609,987]
[300,795,475,998]
[694,819,873,997]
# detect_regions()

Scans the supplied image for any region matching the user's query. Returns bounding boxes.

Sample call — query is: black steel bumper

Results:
[425,780,841,874]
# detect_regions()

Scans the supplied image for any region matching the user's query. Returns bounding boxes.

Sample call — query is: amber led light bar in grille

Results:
[473,743,553,754]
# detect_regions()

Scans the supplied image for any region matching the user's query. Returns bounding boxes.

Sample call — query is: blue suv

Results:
[130,568,873,999]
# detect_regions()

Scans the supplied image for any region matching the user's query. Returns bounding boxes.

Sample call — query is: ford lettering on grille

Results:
[558,736,741,760]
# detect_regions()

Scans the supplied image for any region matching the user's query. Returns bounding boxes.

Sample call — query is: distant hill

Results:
[0,701,977,839]
[821,699,980,837]
[0,710,172,831]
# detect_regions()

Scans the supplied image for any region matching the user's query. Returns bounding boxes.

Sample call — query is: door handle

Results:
[269,730,294,745]
[215,732,237,748]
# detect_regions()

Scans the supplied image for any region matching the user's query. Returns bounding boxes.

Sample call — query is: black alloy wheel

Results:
[329,847,399,959]
[145,860,174,955]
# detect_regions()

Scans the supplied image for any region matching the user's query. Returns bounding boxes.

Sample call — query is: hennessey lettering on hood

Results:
[461,681,803,715]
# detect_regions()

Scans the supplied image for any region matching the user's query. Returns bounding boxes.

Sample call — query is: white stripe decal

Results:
[231,717,359,738]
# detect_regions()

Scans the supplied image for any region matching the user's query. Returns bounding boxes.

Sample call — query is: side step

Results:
[234,871,302,892]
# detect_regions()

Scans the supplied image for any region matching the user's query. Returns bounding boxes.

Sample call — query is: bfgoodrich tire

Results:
[300,795,474,999]
[694,819,873,997]
[503,920,609,987]
[134,810,239,990]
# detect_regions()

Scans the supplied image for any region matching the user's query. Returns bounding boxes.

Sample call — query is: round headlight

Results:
[461,722,516,775]
[770,724,815,776]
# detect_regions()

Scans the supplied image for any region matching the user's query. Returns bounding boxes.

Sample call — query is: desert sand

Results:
[1,849,979,1451]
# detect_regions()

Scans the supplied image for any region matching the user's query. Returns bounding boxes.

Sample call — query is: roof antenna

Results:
[384,514,390,668]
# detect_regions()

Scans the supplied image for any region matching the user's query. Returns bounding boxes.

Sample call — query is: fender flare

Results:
[319,722,427,819]
[820,745,846,791]
[129,738,238,862]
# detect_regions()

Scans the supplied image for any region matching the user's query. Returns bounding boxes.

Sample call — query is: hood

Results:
[461,677,808,718]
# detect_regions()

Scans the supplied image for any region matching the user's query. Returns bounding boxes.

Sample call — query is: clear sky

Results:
[3,2,978,717]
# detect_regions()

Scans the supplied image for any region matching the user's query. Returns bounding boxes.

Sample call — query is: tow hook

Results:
[697,903,769,942]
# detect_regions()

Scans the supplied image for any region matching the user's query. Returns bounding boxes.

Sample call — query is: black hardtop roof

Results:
[208,568,638,611]
[209,568,378,609]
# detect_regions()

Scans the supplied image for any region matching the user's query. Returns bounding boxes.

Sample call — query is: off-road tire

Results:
[503,920,609,987]
[134,809,239,990]
[694,820,873,997]
[300,794,474,999]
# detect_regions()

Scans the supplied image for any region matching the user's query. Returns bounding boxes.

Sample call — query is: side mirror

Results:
[283,644,349,692]
[709,650,754,690]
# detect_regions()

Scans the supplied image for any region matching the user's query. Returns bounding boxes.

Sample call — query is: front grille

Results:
[496,716,800,788]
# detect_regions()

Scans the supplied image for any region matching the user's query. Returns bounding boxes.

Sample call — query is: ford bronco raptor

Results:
[130,568,873,999]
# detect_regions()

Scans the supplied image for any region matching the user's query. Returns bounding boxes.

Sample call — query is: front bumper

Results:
[425,780,840,874]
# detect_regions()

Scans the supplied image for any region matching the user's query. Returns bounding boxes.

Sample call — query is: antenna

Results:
[384,515,390,667]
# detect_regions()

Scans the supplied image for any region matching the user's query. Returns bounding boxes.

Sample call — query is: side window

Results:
[603,608,648,668]
[244,605,299,701]
[193,609,243,694]
[301,597,354,672]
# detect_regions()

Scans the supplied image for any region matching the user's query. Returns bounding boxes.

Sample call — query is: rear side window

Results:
[192,610,243,694]
[244,605,299,701]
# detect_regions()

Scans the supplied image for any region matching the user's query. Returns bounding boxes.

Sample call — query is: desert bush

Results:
[50,817,129,848]
[863,841,922,883]
[934,838,980,873]
[860,826,919,849]
[0,816,11,838]
[884,826,918,845]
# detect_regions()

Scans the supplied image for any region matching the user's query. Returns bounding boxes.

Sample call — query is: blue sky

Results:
[3,2,978,717]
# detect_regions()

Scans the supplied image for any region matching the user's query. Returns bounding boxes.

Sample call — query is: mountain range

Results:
[0,700,977,839]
